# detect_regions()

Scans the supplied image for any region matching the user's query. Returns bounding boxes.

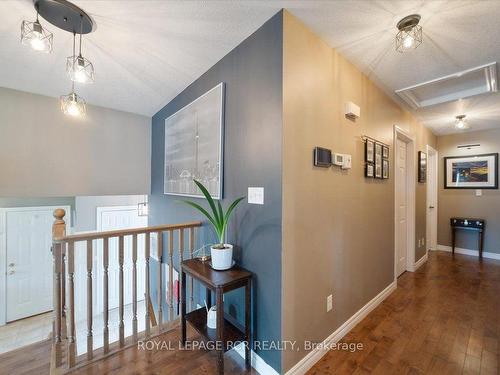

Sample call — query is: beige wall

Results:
[437,128,500,254]
[281,12,436,371]
[0,87,151,197]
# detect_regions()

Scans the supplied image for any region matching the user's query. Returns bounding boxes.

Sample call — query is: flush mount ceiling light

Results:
[21,5,53,53]
[395,14,422,53]
[455,115,469,130]
[60,83,86,117]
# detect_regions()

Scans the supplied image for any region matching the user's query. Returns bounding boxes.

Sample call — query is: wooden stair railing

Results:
[50,209,201,374]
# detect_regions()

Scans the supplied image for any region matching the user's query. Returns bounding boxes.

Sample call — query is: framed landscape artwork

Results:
[444,153,498,189]
[418,151,427,183]
[164,83,225,199]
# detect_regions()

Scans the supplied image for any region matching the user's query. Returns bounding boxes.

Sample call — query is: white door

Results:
[427,148,438,251]
[95,207,147,312]
[396,139,408,276]
[5,207,69,321]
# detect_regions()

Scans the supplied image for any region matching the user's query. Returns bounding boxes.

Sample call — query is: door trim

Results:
[393,126,416,281]
[0,205,71,326]
[426,145,438,252]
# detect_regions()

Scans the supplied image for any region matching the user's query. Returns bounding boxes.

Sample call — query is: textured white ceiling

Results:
[1,0,500,135]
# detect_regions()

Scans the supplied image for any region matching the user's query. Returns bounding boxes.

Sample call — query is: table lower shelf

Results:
[185,307,245,352]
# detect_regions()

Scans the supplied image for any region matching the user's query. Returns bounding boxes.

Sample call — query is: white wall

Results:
[74,195,146,232]
[0,87,151,197]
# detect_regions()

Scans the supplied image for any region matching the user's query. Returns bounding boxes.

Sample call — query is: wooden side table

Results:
[180,258,252,374]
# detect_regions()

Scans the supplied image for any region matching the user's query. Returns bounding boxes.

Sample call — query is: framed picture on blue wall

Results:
[164,83,225,199]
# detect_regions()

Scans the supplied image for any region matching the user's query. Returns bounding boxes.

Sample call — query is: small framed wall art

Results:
[374,142,383,179]
[418,151,427,183]
[365,139,375,163]
[382,145,389,159]
[382,159,389,179]
[365,163,374,178]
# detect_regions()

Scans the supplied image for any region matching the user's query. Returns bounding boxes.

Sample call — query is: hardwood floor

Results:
[308,251,500,375]
[2,251,498,375]
[0,326,255,375]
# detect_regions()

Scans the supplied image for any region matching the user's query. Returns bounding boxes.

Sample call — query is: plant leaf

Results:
[217,200,224,227]
[193,180,221,227]
[222,197,245,238]
[180,200,219,234]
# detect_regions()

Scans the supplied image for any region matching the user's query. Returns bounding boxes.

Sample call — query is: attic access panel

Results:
[395,62,498,109]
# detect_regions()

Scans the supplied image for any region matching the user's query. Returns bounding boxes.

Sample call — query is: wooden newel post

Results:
[52,208,66,369]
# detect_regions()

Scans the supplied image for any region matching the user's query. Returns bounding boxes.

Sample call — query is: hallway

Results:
[309,251,500,375]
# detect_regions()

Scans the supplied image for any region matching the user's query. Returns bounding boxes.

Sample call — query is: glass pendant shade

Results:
[21,20,53,53]
[66,54,95,84]
[60,92,86,117]
[395,15,423,53]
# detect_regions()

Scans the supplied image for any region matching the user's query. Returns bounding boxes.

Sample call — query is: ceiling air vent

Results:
[395,62,498,109]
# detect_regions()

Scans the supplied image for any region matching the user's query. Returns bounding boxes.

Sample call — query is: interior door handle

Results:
[429,206,435,209]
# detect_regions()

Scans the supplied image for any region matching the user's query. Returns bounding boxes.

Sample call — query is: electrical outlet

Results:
[327,294,333,312]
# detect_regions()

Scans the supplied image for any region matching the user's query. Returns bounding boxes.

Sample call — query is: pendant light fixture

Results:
[20,4,53,53]
[66,15,95,84]
[60,81,86,117]
[60,89,86,118]
[455,115,468,130]
[395,14,423,53]
[20,0,95,117]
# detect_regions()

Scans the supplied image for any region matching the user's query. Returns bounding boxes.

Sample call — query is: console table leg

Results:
[451,227,456,255]
[479,231,484,259]
[245,280,251,369]
[206,287,211,306]
[216,287,224,375]
[181,271,186,346]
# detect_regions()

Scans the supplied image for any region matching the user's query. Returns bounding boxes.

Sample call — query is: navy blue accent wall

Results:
[149,11,283,372]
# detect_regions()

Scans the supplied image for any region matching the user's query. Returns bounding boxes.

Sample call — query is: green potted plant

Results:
[182,180,245,270]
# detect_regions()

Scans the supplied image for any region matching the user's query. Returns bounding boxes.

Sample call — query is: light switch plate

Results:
[248,187,264,205]
[476,189,482,196]
[327,294,333,312]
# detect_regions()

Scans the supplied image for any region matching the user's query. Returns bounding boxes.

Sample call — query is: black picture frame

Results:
[444,153,498,189]
[365,163,374,178]
[382,145,389,159]
[365,139,374,163]
[418,151,427,183]
[382,159,389,179]
[374,143,383,179]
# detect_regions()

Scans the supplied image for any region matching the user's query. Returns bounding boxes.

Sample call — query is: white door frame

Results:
[393,126,416,280]
[426,145,438,252]
[0,205,71,326]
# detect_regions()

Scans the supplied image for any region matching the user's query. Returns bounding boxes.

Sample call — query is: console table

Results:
[180,258,252,374]
[450,217,485,258]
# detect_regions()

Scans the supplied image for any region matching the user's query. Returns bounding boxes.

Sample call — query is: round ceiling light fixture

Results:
[395,14,422,53]
[21,5,53,53]
[455,115,468,130]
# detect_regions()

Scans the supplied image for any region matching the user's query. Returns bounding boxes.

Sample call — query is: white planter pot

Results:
[210,244,234,270]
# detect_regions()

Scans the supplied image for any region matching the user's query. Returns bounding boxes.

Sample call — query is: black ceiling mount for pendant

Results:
[34,0,95,34]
